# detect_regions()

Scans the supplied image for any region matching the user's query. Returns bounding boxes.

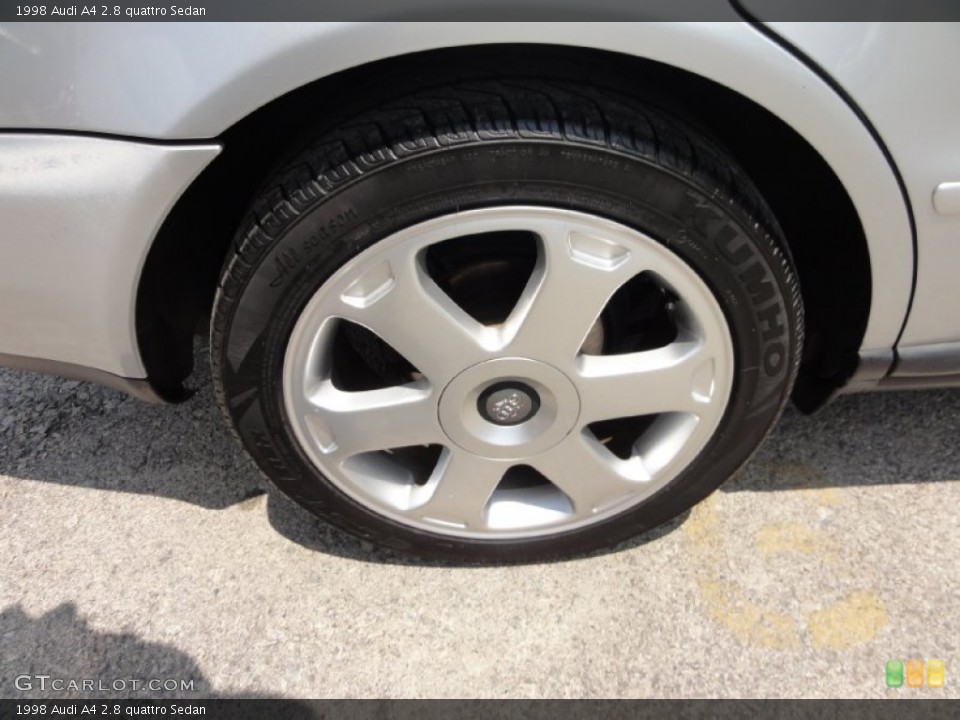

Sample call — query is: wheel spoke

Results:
[576,340,718,422]
[505,224,634,365]
[529,432,643,516]
[306,382,439,459]
[413,448,508,529]
[336,255,494,385]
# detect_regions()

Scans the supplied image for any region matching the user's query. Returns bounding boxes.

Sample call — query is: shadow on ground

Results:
[0,602,213,699]
[726,387,960,493]
[0,604,321,710]
[3,343,960,565]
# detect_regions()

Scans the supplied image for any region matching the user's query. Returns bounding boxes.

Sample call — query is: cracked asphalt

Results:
[1,347,958,698]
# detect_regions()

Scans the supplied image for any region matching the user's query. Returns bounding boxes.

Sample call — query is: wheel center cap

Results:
[438,358,581,460]
[478,382,540,426]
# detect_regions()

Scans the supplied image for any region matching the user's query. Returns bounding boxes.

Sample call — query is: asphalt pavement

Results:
[1,348,958,698]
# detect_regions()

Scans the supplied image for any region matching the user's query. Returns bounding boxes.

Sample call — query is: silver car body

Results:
[0,21,958,397]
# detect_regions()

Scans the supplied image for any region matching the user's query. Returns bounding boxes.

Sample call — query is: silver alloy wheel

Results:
[283,207,734,539]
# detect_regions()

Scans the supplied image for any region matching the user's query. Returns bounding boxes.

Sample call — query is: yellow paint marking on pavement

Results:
[798,486,844,507]
[685,466,887,650]
[697,579,800,649]
[755,522,839,564]
[684,493,722,551]
[687,496,800,649]
[805,591,889,650]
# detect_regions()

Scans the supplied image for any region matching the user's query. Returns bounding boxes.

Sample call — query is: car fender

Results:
[0,22,912,373]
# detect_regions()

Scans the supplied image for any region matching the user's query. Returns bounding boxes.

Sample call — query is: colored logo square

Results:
[885,659,904,687]
[906,659,924,688]
[927,660,945,688]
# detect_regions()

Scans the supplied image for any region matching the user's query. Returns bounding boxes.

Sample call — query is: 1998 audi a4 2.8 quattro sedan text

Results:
[1,19,959,561]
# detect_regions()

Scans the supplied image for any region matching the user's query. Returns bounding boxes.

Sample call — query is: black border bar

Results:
[2,0,959,21]
[2,700,960,718]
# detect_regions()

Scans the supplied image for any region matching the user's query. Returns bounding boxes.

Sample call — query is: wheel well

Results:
[137,44,870,410]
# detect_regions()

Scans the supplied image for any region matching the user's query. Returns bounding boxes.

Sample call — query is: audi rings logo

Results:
[479,384,539,426]
[490,392,527,423]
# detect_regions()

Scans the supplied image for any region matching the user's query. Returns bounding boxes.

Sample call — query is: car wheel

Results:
[211,80,803,562]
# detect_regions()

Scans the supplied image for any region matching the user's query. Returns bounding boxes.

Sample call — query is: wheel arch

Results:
[135,38,907,409]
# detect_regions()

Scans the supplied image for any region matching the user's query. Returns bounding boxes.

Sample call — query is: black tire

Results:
[211,79,803,563]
